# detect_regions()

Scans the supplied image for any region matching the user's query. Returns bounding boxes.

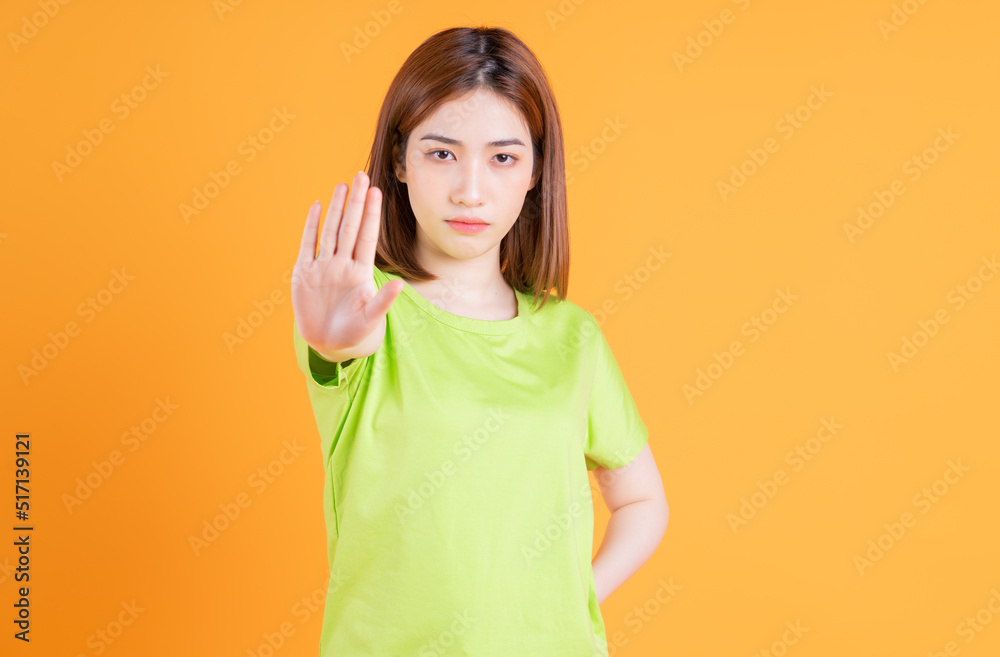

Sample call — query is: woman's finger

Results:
[353,185,382,266]
[318,181,349,259]
[296,200,322,267]
[335,171,369,259]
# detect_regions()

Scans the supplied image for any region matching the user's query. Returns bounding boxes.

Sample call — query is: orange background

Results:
[3,1,999,655]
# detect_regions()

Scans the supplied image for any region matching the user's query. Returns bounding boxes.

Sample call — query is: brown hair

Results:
[366,26,569,310]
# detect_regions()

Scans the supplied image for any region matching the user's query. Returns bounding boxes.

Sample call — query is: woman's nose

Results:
[451,159,485,206]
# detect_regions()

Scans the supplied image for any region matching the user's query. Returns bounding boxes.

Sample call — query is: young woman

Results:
[291,25,668,657]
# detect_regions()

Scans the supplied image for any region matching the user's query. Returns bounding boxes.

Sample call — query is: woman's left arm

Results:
[591,443,669,605]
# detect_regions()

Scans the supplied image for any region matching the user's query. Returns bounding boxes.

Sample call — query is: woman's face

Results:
[395,88,537,264]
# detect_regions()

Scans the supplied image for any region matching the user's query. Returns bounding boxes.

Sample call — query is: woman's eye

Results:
[427,150,517,165]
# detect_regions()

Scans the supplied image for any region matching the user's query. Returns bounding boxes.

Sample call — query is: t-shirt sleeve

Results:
[583,319,649,471]
[292,316,369,392]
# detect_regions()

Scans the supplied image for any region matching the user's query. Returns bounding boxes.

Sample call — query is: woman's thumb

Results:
[364,279,405,319]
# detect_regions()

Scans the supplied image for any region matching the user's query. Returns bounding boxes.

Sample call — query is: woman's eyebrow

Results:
[419,133,526,148]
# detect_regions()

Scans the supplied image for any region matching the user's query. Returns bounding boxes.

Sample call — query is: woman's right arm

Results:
[291,170,404,364]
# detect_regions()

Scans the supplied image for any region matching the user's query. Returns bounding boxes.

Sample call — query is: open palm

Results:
[292,171,404,356]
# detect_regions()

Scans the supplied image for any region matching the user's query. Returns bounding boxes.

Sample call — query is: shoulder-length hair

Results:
[367,26,569,309]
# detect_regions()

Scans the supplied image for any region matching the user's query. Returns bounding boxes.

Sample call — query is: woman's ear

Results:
[392,140,407,184]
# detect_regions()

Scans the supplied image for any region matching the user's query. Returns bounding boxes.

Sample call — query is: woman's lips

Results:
[445,219,489,234]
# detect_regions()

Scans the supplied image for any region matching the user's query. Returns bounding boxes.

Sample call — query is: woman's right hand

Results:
[292,171,404,359]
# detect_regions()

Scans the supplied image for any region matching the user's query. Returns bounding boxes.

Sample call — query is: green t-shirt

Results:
[292,266,648,656]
